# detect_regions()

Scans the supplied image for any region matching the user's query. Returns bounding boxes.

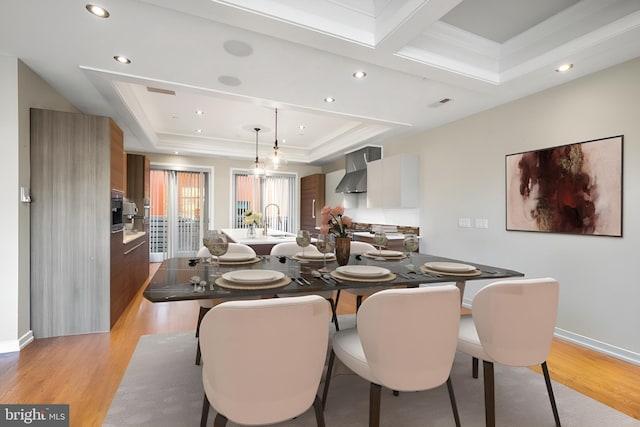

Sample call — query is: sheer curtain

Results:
[150,169,208,261]
[232,171,297,233]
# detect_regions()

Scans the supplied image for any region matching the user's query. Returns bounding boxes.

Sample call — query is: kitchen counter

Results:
[123,230,146,244]
[221,228,298,244]
[351,231,419,240]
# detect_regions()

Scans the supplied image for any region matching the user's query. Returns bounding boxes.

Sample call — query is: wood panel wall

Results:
[30,109,112,337]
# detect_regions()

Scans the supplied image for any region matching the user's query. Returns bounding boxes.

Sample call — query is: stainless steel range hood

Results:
[335,146,382,193]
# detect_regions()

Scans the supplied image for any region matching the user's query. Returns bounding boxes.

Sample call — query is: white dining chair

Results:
[271,242,340,331]
[199,295,330,427]
[457,277,561,427]
[322,285,461,427]
[194,243,258,365]
[333,241,379,311]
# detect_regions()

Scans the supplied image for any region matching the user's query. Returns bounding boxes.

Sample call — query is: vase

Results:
[335,237,351,266]
[247,224,256,238]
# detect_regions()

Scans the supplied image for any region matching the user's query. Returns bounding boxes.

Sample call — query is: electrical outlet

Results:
[475,218,489,229]
[458,218,472,228]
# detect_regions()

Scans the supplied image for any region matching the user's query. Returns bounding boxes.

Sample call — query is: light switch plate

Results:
[475,218,489,229]
[458,218,472,228]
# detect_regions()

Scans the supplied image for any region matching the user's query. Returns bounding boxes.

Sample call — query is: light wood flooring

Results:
[1,264,639,426]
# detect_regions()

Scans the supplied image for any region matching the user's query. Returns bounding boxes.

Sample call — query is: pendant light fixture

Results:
[272,108,280,168]
[253,127,265,176]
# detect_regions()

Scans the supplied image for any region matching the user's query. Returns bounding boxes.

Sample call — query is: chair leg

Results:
[369,383,382,427]
[327,298,340,331]
[200,394,210,427]
[195,339,202,365]
[322,350,336,409]
[196,306,210,337]
[482,360,495,427]
[334,289,341,310]
[312,394,326,427]
[356,295,363,311]
[472,356,479,378]
[541,361,562,427]
[446,376,461,427]
[213,413,228,427]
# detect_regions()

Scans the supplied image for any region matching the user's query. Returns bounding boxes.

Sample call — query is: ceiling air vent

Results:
[146,86,175,95]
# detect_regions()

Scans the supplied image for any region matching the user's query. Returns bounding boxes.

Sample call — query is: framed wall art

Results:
[506,135,623,237]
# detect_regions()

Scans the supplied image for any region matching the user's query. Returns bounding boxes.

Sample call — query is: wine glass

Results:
[403,234,419,269]
[203,230,228,278]
[372,231,388,260]
[296,230,311,257]
[316,233,335,273]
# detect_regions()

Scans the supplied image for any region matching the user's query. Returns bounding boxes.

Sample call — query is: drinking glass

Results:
[403,234,419,269]
[203,230,228,278]
[372,231,388,259]
[316,233,335,273]
[296,230,311,257]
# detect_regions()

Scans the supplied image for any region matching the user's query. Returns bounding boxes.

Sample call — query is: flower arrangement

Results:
[243,210,262,226]
[320,205,352,238]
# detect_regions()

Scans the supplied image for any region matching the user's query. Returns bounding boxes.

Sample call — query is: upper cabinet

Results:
[300,174,325,236]
[367,154,420,209]
[110,120,125,191]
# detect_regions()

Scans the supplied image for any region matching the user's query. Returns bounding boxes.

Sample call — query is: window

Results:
[231,171,297,233]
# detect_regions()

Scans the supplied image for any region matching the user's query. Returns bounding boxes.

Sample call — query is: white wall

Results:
[0,57,77,353]
[393,57,640,364]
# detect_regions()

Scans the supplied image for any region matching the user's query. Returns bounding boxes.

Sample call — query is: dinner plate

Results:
[366,250,404,257]
[335,265,391,278]
[214,252,255,261]
[296,252,333,259]
[423,262,476,273]
[222,270,284,284]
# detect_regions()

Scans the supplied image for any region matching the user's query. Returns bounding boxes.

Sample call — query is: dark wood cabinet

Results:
[111,235,149,327]
[300,174,325,237]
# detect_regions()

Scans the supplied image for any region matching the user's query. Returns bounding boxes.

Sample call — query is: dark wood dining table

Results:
[143,253,524,304]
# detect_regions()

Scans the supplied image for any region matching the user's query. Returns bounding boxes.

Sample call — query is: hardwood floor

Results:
[1,264,639,426]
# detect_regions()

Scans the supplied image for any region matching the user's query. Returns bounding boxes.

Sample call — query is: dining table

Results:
[143,252,524,304]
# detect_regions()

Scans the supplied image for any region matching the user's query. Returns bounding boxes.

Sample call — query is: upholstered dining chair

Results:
[199,295,330,427]
[194,242,257,365]
[333,241,378,311]
[270,242,340,331]
[322,285,461,427]
[457,277,561,427]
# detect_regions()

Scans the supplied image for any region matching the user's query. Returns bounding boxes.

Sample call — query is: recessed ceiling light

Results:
[223,40,253,57]
[196,129,203,134]
[324,97,335,103]
[173,151,179,155]
[353,71,367,79]
[556,63,574,72]
[298,125,305,130]
[218,75,242,87]
[113,55,131,64]
[86,4,110,18]
[195,110,204,116]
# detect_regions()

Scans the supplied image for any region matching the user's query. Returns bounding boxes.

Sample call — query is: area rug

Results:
[104,315,640,426]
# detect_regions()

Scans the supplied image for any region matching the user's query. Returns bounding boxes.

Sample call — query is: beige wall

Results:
[0,57,78,352]
[391,57,640,362]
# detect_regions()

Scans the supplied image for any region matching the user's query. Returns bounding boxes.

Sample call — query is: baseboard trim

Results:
[461,297,640,366]
[0,330,34,354]
[555,328,640,366]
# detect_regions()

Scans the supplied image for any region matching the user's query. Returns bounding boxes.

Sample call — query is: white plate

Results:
[296,252,333,259]
[424,262,476,273]
[336,265,390,278]
[215,252,255,261]
[366,250,404,257]
[222,270,284,284]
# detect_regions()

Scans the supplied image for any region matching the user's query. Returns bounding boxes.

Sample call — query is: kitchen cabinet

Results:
[31,109,118,337]
[111,234,149,326]
[126,153,151,230]
[366,154,419,208]
[300,174,325,237]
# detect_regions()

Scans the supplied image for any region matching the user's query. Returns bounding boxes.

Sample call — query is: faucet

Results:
[263,203,281,235]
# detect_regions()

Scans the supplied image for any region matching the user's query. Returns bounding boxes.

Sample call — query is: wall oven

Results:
[111,189,124,232]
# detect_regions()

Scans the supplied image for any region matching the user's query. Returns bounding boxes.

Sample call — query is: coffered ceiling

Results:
[2,0,640,165]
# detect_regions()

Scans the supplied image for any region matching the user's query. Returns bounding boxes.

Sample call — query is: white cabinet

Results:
[367,154,419,208]
[325,169,345,208]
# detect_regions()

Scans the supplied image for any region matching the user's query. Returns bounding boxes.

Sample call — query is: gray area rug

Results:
[104,315,640,426]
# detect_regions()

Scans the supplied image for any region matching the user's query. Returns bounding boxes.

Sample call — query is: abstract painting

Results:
[506,135,623,236]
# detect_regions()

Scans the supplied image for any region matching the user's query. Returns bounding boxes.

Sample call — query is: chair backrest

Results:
[357,285,460,391]
[349,241,376,254]
[472,277,559,367]
[200,295,330,425]
[226,242,256,256]
[270,241,321,256]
